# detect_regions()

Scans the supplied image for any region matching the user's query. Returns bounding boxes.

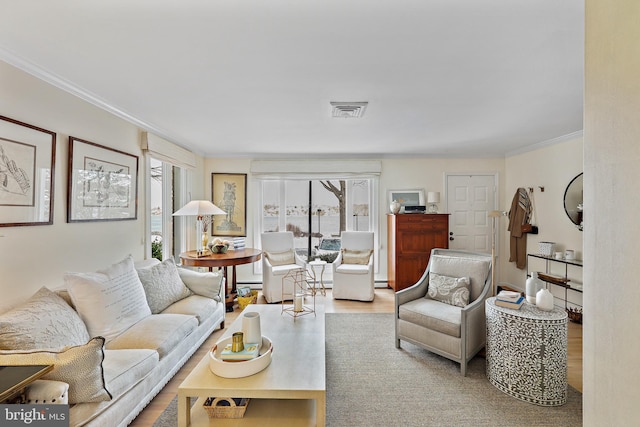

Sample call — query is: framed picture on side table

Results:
[67,136,138,222]
[211,173,247,237]
[0,115,56,227]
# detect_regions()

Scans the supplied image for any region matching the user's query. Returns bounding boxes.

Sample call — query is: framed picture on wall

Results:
[388,189,425,211]
[0,115,56,227]
[211,173,247,237]
[67,136,138,222]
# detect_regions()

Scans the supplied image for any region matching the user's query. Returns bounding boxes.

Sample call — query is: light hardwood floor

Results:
[129,288,582,426]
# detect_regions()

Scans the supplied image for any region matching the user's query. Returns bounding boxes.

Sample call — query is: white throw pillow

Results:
[0,337,111,404]
[177,267,224,301]
[341,249,373,265]
[426,272,471,307]
[265,249,295,266]
[0,287,90,350]
[136,258,192,313]
[64,255,151,341]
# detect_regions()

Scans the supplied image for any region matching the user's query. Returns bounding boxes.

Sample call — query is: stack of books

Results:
[220,342,259,361]
[232,237,246,250]
[495,290,525,309]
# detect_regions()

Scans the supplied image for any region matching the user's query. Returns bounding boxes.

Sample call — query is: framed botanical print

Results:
[67,136,138,222]
[0,115,56,227]
[211,173,247,237]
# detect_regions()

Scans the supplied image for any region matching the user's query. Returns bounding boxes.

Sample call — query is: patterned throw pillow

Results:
[265,250,295,266]
[0,287,90,350]
[342,249,373,265]
[0,337,111,404]
[136,258,192,313]
[426,272,471,307]
[64,255,152,341]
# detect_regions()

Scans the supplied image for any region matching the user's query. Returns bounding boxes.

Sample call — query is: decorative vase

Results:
[202,233,209,251]
[242,311,262,349]
[390,200,401,214]
[536,288,554,311]
[526,272,543,304]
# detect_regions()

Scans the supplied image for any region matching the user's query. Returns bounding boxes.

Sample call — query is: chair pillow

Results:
[0,287,90,351]
[136,258,192,313]
[341,249,373,265]
[0,337,111,404]
[265,249,295,266]
[426,272,470,307]
[177,267,224,301]
[64,255,152,341]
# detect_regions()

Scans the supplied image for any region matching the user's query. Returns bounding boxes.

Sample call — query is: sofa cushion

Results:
[64,255,152,341]
[105,313,198,359]
[177,267,224,301]
[398,298,462,338]
[162,295,218,324]
[265,249,295,266]
[0,337,111,404]
[0,287,90,350]
[136,258,192,313]
[102,349,159,398]
[341,249,372,265]
[426,272,470,307]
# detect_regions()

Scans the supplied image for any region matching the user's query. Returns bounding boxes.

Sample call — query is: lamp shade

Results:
[427,192,440,203]
[173,200,226,216]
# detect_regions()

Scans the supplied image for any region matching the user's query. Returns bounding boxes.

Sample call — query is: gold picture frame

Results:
[211,173,247,237]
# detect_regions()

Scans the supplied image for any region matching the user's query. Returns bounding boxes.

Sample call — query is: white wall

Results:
[502,137,584,308]
[584,0,640,424]
[0,61,194,312]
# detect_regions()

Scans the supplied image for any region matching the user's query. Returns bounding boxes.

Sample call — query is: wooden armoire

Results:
[387,213,449,291]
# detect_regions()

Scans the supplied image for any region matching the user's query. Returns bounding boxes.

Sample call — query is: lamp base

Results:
[428,203,438,213]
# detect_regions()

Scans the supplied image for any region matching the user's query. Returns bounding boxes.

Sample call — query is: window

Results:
[259,178,377,269]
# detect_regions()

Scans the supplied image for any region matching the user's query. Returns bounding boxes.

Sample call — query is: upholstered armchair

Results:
[260,232,305,303]
[395,248,492,375]
[332,231,375,301]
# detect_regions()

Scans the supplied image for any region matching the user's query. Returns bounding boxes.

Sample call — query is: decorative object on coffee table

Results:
[281,268,315,319]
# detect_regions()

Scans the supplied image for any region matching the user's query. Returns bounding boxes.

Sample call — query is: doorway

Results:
[445,173,497,253]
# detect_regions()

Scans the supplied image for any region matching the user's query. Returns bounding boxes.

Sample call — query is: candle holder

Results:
[281,268,315,320]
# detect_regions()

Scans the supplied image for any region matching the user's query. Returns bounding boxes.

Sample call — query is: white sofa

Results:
[0,256,225,427]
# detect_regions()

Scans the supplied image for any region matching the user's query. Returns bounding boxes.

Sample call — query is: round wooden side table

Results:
[485,297,568,406]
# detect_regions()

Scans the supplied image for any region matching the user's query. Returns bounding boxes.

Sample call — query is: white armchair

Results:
[260,232,305,303]
[332,231,375,301]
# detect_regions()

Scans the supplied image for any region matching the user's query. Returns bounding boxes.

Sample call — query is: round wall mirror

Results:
[564,172,583,231]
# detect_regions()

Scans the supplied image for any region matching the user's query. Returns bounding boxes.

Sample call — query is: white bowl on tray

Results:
[209,336,273,378]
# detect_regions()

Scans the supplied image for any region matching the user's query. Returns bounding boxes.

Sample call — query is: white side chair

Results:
[261,231,305,303]
[332,231,375,301]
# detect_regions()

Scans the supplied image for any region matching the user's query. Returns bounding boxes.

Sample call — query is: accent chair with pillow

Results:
[395,248,492,376]
[261,231,306,303]
[332,231,375,301]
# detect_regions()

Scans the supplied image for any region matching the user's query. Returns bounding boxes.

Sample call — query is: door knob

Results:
[449,237,454,241]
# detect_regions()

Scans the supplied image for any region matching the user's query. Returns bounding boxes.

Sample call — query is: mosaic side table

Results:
[485,297,568,406]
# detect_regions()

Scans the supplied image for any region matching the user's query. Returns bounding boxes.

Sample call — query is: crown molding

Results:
[506,130,584,157]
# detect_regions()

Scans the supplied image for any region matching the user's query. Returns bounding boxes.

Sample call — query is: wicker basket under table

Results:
[202,397,250,418]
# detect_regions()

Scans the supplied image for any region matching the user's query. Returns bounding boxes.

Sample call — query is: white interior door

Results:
[446,174,497,253]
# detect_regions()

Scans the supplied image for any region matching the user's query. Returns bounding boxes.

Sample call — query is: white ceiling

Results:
[0,0,584,159]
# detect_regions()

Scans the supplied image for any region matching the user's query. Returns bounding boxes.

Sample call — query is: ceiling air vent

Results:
[330,102,368,118]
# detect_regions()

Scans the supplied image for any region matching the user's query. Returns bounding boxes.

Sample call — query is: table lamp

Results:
[173,200,226,256]
[427,192,440,213]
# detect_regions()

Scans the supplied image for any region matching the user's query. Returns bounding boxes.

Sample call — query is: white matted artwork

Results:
[0,115,56,227]
[388,189,425,212]
[67,137,138,222]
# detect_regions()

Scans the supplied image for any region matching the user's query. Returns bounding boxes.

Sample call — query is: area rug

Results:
[154,313,582,426]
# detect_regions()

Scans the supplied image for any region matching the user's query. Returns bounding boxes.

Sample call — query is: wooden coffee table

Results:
[178,305,325,426]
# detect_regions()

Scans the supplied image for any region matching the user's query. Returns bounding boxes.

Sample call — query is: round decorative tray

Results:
[209,336,273,378]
